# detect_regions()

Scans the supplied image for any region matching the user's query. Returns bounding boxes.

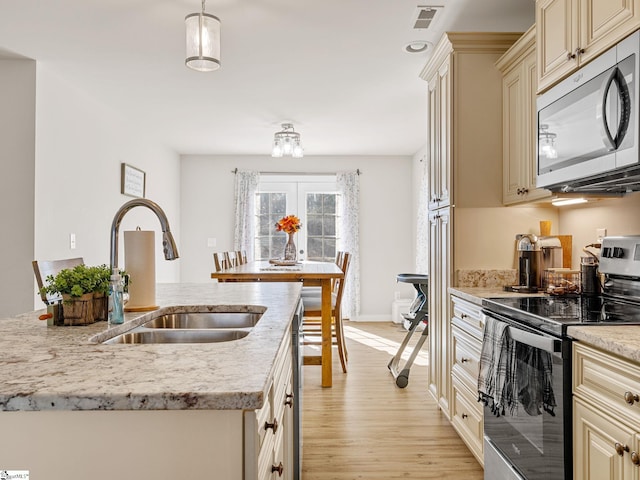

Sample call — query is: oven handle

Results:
[481,313,562,353]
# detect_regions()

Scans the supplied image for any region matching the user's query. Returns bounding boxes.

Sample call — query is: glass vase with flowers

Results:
[275,214,302,262]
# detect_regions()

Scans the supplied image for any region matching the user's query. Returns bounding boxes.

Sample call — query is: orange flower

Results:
[275,215,302,234]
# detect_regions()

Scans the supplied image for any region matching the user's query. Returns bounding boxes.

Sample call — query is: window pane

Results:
[307,215,323,236]
[307,193,322,214]
[308,237,323,260]
[324,194,336,214]
[323,216,336,236]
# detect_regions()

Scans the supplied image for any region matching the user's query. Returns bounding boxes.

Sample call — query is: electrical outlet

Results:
[596,228,607,243]
[69,233,76,249]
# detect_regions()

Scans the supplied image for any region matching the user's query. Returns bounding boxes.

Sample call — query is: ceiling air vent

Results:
[413,5,443,30]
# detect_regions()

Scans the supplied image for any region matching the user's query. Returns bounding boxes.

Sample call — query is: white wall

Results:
[0,58,36,317]
[29,65,181,310]
[180,155,415,319]
[558,193,640,266]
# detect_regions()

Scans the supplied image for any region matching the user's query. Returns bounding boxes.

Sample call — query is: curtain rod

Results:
[231,168,361,175]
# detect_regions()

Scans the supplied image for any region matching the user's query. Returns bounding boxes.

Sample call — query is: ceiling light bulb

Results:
[292,143,303,158]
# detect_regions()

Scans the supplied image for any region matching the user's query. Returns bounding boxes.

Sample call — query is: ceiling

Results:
[0,0,535,157]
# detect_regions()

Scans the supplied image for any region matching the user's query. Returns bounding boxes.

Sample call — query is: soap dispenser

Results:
[108,268,124,324]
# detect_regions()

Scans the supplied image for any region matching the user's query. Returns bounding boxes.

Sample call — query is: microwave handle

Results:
[599,67,631,151]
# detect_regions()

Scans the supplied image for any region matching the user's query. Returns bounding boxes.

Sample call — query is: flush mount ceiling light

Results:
[539,124,558,159]
[271,123,303,158]
[185,0,221,72]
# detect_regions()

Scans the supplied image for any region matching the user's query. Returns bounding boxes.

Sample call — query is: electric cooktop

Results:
[482,295,640,338]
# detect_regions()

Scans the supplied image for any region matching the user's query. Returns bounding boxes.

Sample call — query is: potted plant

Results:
[88,264,111,321]
[42,264,109,325]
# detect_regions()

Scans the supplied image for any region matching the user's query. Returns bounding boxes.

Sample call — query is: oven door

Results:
[481,311,572,480]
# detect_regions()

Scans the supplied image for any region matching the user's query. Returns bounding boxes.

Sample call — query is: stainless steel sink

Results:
[103,329,250,344]
[144,311,263,329]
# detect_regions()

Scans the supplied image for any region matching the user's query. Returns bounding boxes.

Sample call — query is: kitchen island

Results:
[0,282,302,479]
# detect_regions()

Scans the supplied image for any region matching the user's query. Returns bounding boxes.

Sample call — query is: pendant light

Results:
[185,0,221,72]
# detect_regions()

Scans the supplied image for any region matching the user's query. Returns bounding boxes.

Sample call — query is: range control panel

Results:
[599,236,640,277]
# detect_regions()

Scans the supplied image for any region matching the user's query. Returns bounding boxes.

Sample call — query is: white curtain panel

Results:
[337,171,361,319]
[416,158,429,274]
[233,170,260,260]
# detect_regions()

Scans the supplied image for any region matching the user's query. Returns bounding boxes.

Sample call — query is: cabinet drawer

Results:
[574,343,640,426]
[451,324,481,393]
[451,295,484,340]
[258,428,276,480]
[451,375,484,465]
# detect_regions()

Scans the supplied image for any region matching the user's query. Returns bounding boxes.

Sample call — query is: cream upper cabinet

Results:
[497,26,552,205]
[537,0,640,93]
[573,342,640,480]
[426,57,452,210]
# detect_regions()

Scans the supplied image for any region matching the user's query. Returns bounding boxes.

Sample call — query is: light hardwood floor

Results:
[301,321,484,480]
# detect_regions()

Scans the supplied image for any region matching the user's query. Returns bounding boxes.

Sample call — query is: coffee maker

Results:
[515,234,542,292]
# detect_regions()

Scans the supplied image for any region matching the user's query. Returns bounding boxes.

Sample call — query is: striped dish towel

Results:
[477,316,517,416]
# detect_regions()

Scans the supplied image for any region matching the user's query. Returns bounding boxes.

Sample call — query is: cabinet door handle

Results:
[624,391,639,405]
[272,462,284,476]
[575,47,585,57]
[460,357,470,363]
[631,451,640,466]
[460,313,468,319]
[461,413,468,419]
[285,392,294,408]
[615,442,629,456]
[567,52,576,60]
[264,418,279,433]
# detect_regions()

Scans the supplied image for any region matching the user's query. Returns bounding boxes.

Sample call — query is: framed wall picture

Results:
[121,163,146,198]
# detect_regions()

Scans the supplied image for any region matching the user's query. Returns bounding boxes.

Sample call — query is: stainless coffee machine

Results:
[508,234,564,292]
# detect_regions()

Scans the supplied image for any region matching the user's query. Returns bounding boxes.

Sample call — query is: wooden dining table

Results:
[211,260,344,387]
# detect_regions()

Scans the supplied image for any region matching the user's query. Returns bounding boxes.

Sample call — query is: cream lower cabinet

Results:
[428,208,452,416]
[450,294,485,465]
[537,0,640,93]
[246,324,294,480]
[0,328,294,480]
[573,342,640,480]
[497,26,552,205]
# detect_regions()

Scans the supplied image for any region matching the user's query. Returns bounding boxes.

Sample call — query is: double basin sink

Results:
[103,308,265,345]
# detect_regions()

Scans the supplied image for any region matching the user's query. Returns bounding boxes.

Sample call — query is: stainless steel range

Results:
[480,235,640,480]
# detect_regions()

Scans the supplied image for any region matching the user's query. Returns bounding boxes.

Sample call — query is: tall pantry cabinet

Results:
[419,33,520,418]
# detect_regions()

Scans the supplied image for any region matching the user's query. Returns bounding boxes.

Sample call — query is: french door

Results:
[255,178,338,261]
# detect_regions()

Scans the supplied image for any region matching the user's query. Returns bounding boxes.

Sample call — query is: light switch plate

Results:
[207,237,217,248]
[596,228,607,243]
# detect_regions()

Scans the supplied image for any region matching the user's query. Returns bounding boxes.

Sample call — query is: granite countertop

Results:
[568,325,640,363]
[0,282,301,412]
[449,286,544,305]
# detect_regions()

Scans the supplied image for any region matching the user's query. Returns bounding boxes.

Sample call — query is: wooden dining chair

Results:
[32,257,85,306]
[236,250,247,265]
[213,252,228,272]
[224,251,239,268]
[301,251,343,297]
[302,252,351,373]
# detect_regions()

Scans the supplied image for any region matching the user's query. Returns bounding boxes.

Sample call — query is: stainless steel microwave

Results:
[536,30,640,194]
